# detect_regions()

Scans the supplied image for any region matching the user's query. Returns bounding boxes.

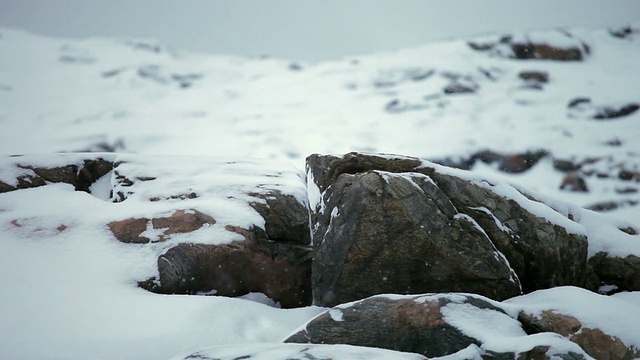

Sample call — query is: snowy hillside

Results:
[1,25,640,359]
[1,25,639,225]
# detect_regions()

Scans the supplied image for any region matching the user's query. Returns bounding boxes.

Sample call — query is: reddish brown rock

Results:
[519,310,640,360]
[108,209,215,244]
[107,217,150,244]
[147,224,312,308]
[285,294,485,358]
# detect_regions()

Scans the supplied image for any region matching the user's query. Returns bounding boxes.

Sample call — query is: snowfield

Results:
[1,24,639,359]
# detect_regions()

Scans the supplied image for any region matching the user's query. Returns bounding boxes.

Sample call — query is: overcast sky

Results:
[1,0,638,61]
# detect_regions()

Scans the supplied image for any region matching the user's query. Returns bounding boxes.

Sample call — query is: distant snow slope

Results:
[1,25,639,225]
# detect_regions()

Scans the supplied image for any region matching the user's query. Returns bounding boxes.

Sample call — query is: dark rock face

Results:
[589,253,640,292]
[310,169,520,306]
[419,171,595,294]
[249,190,311,245]
[307,153,596,306]
[285,293,589,359]
[107,209,216,244]
[285,294,495,358]
[0,157,114,194]
[145,225,312,308]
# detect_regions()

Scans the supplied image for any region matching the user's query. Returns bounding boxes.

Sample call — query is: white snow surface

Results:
[1,25,640,359]
[506,286,640,350]
[169,343,429,360]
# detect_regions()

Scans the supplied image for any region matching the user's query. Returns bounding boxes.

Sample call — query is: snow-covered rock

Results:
[306,152,622,306]
[0,152,313,309]
[171,343,431,360]
[285,292,593,359]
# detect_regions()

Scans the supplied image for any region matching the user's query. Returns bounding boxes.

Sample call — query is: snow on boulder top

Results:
[0,152,307,238]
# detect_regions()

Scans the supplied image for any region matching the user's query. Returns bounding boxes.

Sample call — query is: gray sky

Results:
[1,0,638,61]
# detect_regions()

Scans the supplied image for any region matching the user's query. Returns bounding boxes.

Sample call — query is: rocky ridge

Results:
[2,151,639,359]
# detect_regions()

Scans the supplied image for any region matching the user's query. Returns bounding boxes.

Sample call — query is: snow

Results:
[0,186,325,359]
[469,206,514,234]
[453,213,520,286]
[169,343,428,360]
[506,286,640,349]
[0,154,321,360]
[1,23,640,360]
[329,309,344,322]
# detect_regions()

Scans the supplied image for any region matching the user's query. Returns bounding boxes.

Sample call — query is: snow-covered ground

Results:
[1,25,639,359]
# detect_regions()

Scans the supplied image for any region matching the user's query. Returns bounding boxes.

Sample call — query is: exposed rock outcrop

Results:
[0,156,114,194]
[309,169,520,306]
[285,293,590,359]
[589,253,640,292]
[468,31,589,61]
[107,209,216,244]
[307,152,596,306]
[144,225,312,308]
[519,309,640,360]
[0,153,313,307]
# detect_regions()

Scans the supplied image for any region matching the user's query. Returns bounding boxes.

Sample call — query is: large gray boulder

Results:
[284,293,590,359]
[307,152,597,306]
[311,169,520,306]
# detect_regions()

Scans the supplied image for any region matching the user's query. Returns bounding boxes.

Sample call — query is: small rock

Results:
[560,172,589,192]
[443,83,476,94]
[519,70,549,83]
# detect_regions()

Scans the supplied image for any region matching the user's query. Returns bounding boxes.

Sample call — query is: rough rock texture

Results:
[519,310,640,360]
[307,153,597,305]
[589,253,640,292]
[1,153,313,306]
[143,225,312,308]
[432,172,596,293]
[310,170,520,306]
[308,153,596,306]
[107,209,216,244]
[285,293,590,359]
[249,190,311,245]
[0,157,114,194]
[286,294,491,358]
